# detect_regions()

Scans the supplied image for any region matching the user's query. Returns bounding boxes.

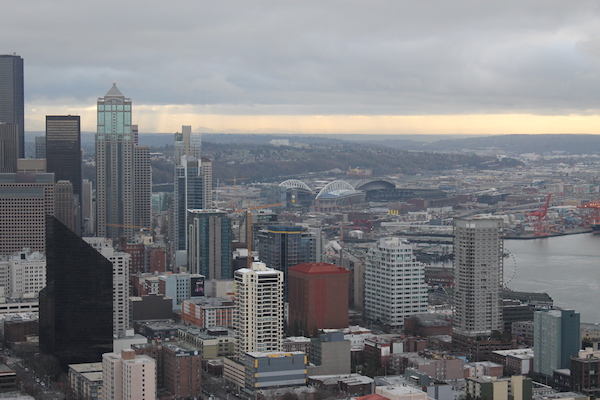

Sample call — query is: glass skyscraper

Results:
[46,115,82,233]
[39,215,113,368]
[0,54,24,159]
[96,84,150,238]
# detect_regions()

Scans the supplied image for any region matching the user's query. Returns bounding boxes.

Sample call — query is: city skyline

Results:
[4,1,600,135]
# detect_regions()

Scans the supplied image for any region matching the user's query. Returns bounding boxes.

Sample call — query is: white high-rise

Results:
[453,218,503,338]
[103,349,156,400]
[234,262,283,359]
[364,237,428,328]
[84,238,131,338]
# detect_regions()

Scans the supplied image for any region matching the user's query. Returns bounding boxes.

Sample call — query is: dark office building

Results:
[39,215,113,369]
[0,55,24,159]
[257,226,318,301]
[0,123,18,172]
[46,116,82,232]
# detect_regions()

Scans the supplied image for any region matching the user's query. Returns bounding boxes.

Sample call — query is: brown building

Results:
[163,343,202,398]
[133,342,164,388]
[148,245,167,274]
[288,262,349,334]
[119,240,146,275]
[3,316,38,348]
[404,314,453,337]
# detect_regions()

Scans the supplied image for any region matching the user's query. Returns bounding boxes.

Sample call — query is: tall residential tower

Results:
[453,218,504,338]
[234,262,283,359]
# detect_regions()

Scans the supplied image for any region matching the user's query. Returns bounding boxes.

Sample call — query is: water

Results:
[504,233,600,323]
[431,232,600,323]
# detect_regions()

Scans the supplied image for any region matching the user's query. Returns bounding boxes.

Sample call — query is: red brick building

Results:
[288,262,349,333]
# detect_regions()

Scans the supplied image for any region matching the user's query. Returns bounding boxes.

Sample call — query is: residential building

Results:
[234,262,284,359]
[0,249,46,298]
[288,262,349,333]
[187,209,232,279]
[181,297,235,328]
[46,115,82,233]
[172,126,209,257]
[364,237,428,329]
[39,216,113,368]
[453,218,503,338]
[533,309,580,377]
[84,237,132,339]
[0,54,24,159]
[571,348,600,397]
[162,343,202,398]
[68,362,103,400]
[466,375,533,400]
[102,349,156,400]
[0,173,55,255]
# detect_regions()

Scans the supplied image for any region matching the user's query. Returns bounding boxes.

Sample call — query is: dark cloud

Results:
[5,0,600,116]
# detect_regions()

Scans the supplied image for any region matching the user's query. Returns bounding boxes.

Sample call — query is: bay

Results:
[504,233,600,324]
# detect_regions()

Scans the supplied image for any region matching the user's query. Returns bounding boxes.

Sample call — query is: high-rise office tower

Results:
[0,123,18,172]
[288,262,349,333]
[234,262,284,359]
[453,218,504,338]
[133,144,151,229]
[39,216,113,368]
[82,179,94,235]
[174,125,202,163]
[46,115,82,232]
[35,136,46,159]
[187,209,232,279]
[533,309,580,378]
[55,180,78,234]
[172,126,212,254]
[96,84,150,239]
[0,54,24,159]
[0,173,55,255]
[364,237,428,329]
[257,226,319,301]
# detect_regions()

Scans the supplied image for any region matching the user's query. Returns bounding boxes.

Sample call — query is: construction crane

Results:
[526,194,551,237]
[225,177,249,210]
[234,202,285,267]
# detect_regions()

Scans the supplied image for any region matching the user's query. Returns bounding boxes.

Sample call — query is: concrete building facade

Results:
[234,262,284,359]
[533,309,580,377]
[0,173,54,255]
[453,218,504,338]
[102,349,156,400]
[364,237,428,328]
[288,262,349,333]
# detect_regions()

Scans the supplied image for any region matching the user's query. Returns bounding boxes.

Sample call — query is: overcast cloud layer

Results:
[5,1,600,132]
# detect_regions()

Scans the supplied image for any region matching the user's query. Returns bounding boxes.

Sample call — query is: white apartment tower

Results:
[453,218,504,338]
[234,262,284,359]
[84,238,131,338]
[103,349,156,400]
[364,237,428,328]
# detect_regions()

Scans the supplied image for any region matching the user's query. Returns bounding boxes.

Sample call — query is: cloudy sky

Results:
[6,0,600,135]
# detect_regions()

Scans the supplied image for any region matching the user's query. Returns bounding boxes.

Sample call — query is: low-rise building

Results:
[68,362,103,400]
[492,348,534,376]
[181,297,234,328]
[466,375,533,400]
